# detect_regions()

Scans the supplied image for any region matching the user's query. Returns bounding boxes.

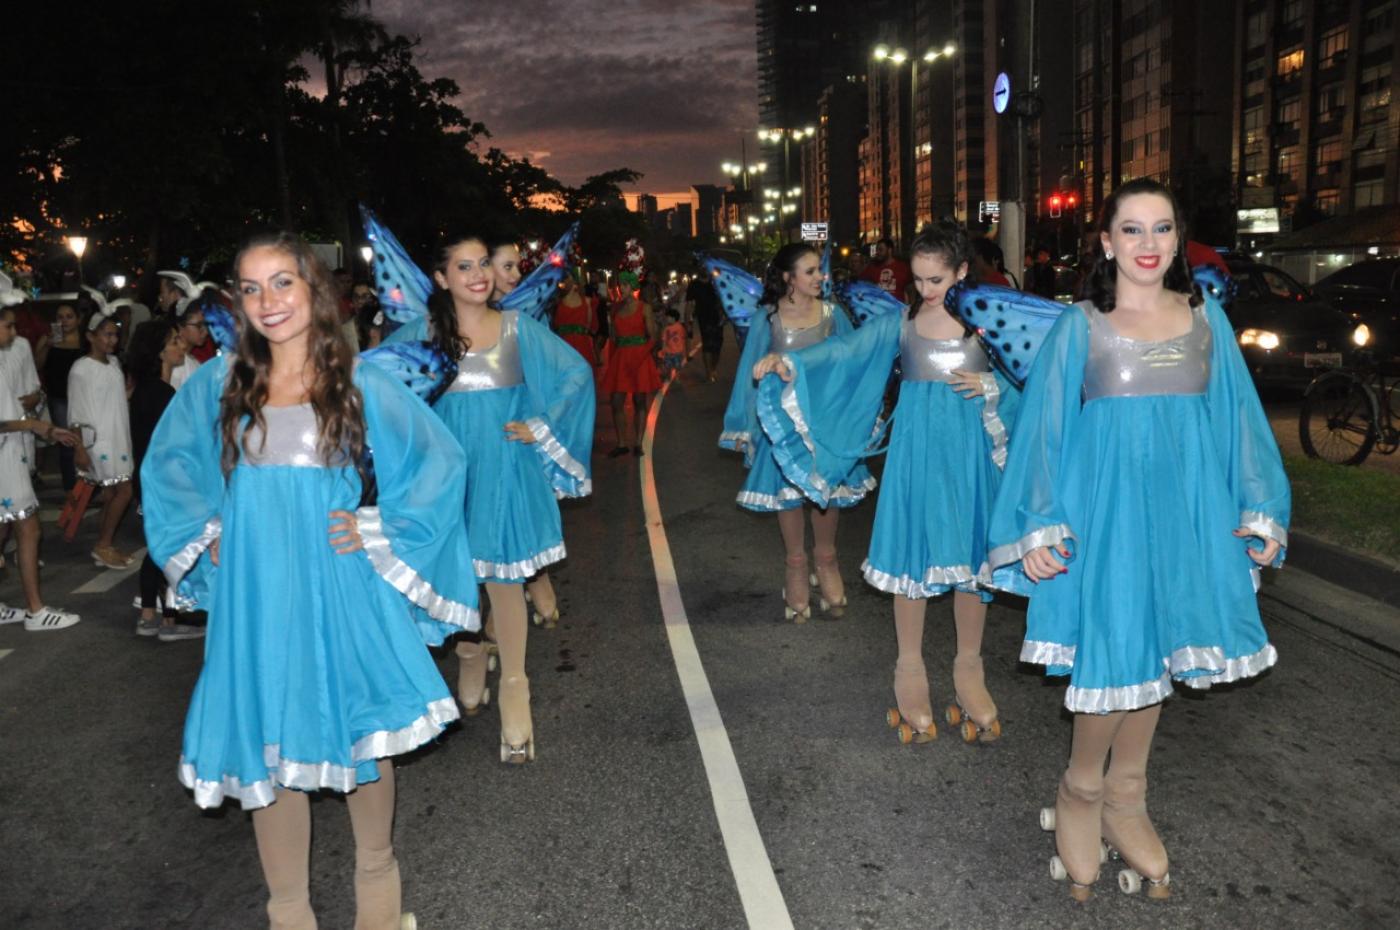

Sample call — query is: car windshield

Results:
[1261,269,1304,300]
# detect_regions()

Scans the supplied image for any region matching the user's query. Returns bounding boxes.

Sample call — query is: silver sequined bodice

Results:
[1081,301,1211,401]
[769,303,835,351]
[900,318,989,383]
[242,404,350,468]
[446,311,523,393]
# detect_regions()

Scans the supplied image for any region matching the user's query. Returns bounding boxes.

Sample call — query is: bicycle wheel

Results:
[1299,374,1377,466]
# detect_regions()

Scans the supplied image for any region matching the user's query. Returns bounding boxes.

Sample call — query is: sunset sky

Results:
[372,0,760,204]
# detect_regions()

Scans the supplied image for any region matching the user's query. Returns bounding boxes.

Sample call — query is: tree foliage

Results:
[2,0,641,292]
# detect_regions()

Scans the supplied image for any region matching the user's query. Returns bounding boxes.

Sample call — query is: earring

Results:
[1105,250,1115,260]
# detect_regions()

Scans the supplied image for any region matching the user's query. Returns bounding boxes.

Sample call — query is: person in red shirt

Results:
[1185,240,1229,273]
[857,238,913,299]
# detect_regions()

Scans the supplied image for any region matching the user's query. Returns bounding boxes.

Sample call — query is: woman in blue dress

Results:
[988,179,1289,900]
[720,244,874,622]
[387,232,593,763]
[752,223,1019,742]
[143,232,479,930]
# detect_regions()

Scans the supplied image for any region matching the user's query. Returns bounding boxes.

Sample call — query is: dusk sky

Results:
[372,0,760,204]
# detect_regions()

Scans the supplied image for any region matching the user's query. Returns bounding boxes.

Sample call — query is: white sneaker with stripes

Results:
[24,607,80,631]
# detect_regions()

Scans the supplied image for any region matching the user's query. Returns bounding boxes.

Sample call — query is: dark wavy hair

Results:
[125,318,178,384]
[221,232,366,482]
[908,219,976,319]
[760,243,821,314]
[1079,177,1201,312]
[426,232,490,359]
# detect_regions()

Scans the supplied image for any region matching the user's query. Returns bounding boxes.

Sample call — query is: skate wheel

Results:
[400,913,417,930]
[960,720,978,743]
[1099,843,1109,864]
[1049,855,1067,881]
[945,703,962,726]
[885,708,901,728]
[985,719,1002,741]
[488,653,498,673]
[531,611,543,627]
[809,572,819,588]
[1147,874,1172,900]
[896,723,914,744]
[1039,807,1056,832]
[1119,868,1141,895]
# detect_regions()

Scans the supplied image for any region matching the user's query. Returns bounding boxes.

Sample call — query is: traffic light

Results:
[1066,193,1078,210]
[1049,194,1063,219]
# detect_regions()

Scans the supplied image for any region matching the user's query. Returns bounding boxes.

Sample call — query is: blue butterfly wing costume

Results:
[498,223,580,324]
[985,268,1289,712]
[837,280,909,326]
[141,355,480,810]
[361,205,433,325]
[697,253,763,332]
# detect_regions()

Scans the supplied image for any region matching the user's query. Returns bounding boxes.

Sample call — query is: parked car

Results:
[1224,260,1368,391]
[1311,258,1400,363]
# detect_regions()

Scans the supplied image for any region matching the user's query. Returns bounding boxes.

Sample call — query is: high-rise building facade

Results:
[802,80,866,243]
[1072,0,1236,233]
[1232,0,1399,224]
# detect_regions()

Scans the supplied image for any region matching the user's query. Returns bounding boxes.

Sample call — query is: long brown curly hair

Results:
[220,232,367,484]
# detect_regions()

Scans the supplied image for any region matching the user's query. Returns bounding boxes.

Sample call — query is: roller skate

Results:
[810,548,847,619]
[782,554,810,623]
[455,639,491,717]
[528,576,560,629]
[498,674,536,764]
[1101,775,1171,898]
[944,655,1002,743]
[885,658,938,744]
[1040,775,1107,901]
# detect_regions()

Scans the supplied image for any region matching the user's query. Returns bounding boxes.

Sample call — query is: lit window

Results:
[1277,47,1305,76]
[1317,26,1348,69]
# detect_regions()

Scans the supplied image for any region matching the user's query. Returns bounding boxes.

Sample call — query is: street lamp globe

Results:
[111,274,126,290]
[66,236,88,259]
[872,44,890,60]
[890,48,908,64]
[943,42,956,56]
[359,245,373,264]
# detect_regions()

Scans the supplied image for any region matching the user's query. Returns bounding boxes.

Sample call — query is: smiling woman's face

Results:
[1101,192,1178,288]
[237,245,314,346]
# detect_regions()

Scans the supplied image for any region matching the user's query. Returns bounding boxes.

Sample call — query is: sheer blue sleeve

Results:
[517,312,595,498]
[987,306,1089,577]
[719,313,774,466]
[1203,299,1290,567]
[140,356,228,609]
[354,362,480,645]
[381,315,429,346]
[755,311,901,506]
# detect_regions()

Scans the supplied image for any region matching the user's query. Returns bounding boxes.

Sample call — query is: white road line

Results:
[640,374,795,930]
[0,648,12,662]
[71,548,147,593]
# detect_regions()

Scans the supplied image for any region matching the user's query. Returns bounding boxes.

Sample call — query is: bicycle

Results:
[1298,351,1400,466]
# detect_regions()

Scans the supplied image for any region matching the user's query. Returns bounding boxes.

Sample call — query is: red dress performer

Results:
[553,276,598,366]
[600,263,661,456]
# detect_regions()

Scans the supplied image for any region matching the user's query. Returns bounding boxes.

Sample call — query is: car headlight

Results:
[1353,323,1371,347]
[1238,328,1280,350]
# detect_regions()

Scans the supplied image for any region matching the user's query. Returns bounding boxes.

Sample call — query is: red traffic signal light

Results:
[1066,193,1078,209]
[1049,193,1063,218]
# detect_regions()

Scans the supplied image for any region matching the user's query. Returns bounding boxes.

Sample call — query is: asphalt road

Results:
[2,344,1397,930]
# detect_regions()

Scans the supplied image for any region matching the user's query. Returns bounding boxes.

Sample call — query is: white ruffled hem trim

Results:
[79,471,133,488]
[978,372,1009,470]
[0,502,39,524]
[1021,640,1278,713]
[736,476,875,512]
[179,696,459,810]
[862,559,986,598]
[524,417,591,499]
[162,517,222,591]
[356,506,480,631]
[474,542,566,582]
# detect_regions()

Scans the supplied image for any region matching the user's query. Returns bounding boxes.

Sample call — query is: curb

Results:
[1287,531,1400,610]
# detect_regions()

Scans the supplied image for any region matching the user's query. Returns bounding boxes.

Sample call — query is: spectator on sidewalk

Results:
[170,302,208,391]
[0,305,81,631]
[857,238,912,299]
[685,265,724,382]
[127,319,204,641]
[70,309,136,570]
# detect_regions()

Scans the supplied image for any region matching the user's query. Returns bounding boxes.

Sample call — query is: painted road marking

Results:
[639,371,795,930]
[0,649,12,662]
[72,548,147,594]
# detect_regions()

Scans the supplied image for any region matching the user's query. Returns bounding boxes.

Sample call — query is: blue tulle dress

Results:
[387,311,594,583]
[720,302,875,511]
[987,298,1290,713]
[142,356,481,810]
[756,309,1025,600]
